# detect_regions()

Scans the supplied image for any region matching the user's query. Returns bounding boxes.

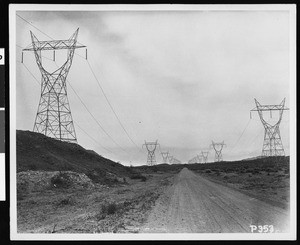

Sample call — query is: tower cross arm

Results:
[250,106,289,112]
[23,41,86,51]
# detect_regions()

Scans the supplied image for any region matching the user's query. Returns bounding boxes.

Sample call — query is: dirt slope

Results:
[141,168,289,233]
[17,130,136,182]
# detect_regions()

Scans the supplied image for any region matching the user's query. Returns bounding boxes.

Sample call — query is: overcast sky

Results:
[15,8,291,166]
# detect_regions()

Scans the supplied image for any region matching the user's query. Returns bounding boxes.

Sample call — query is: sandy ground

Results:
[140,168,290,233]
[17,172,175,233]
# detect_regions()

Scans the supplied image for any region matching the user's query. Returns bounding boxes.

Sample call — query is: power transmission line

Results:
[17,14,86,58]
[74,122,113,154]
[67,80,128,154]
[19,57,120,156]
[16,14,152,165]
[17,13,141,155]
[86,58,141,151]
[51,61,129,155]
[16,14,53,40]
[229,118,251,153]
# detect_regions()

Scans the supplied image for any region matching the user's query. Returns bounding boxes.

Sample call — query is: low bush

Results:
[130,173,147,182]
[205,169,212,173]
[51,172,71,188]
[57,197,72,206]
[96,202,117,220]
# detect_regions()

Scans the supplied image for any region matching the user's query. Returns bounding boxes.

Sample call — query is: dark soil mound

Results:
[17,130,137,184]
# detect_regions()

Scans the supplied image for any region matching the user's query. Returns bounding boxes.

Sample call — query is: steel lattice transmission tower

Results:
[161,151,169,164]
[250,98,289,157]
[23,29,86,142]
[210,141,226,162]
[201,151,209,164]
[142,140,159,166]
[197,154,202,164]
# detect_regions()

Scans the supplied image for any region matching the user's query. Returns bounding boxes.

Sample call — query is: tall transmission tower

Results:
[161,151,169,164]
[201,151,209,164]
[142,140,159,166]
[210,141,226,162]
[22,29,86,142]
[250,98,289,157]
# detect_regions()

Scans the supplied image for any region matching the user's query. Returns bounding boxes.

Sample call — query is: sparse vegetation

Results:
[51,172,72,188]
[130,173,147,182]
[190,157,290,210]
[57,197,73,206]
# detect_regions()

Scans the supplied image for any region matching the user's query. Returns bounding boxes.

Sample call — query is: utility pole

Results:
[22,29,86,142]
[142,140,159,166]
[250,98,289,157]
[210,141,226,162]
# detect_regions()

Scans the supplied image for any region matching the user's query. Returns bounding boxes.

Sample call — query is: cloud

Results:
[15,10,292,165]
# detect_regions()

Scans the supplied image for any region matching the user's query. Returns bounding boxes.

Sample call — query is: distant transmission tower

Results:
[172,157,181,164]
[201,151,209,164]
[210,141,226,162]
[161,151,169,164]
[22,29,86,142]
[250,98,289,157]
[197,154,202,164]
[142,140,159,166]
[168,155,174,164]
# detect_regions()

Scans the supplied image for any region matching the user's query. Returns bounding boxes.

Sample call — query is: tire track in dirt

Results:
[140,168,290,233]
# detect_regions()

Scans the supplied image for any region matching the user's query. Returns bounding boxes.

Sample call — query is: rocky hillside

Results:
[17,130,137,184]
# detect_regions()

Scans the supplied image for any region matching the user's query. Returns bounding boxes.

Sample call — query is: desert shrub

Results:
[205,169,212,173]
[51,172,71,188]
[57,197,72,206]
[105,202,117,215]
[251,169,260,174]
[130,173,147,182]
[28,199,37,205]
[223,175,229,179]
[96,202,117,220]
[28,163,38,170]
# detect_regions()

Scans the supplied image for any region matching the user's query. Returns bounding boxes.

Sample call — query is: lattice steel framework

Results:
[23,29,86,142]
[161,151,169,164]
[188,155,200,164]
[142,140,159,166]
[250,98,289,157]
[197,154,202,164]
[210,141,226,162]
[172,157,181,164]
[201,151,209,164]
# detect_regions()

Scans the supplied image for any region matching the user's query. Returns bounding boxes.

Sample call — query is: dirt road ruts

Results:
[141,168,289,233]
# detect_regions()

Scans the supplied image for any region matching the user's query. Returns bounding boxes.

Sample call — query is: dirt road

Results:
[141,168,289,233]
